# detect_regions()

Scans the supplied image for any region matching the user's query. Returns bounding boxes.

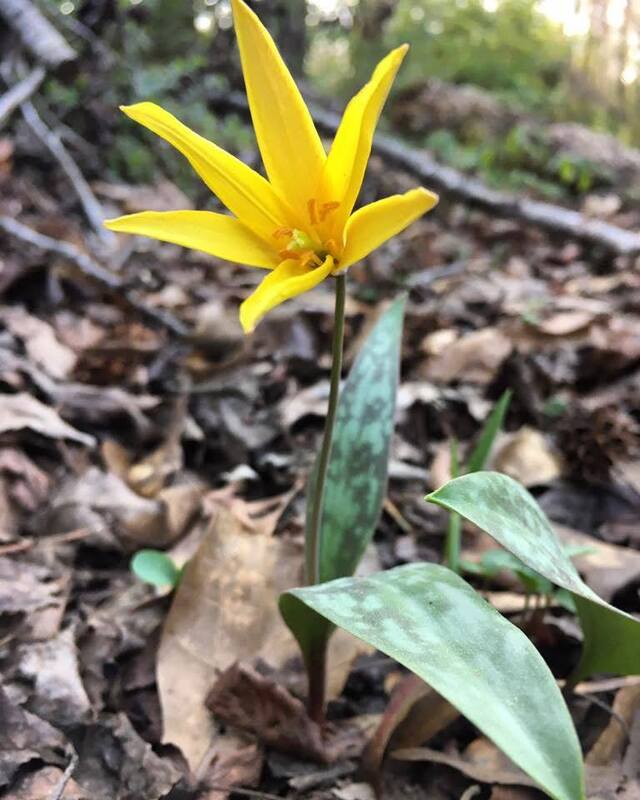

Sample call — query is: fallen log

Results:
[0,0,76,68]
[211,89,640,258]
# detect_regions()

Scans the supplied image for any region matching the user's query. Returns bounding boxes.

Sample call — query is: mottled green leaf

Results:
[307,295,405,584]
[427,471,640,681]
[280,564,584,800]
[131,549,180,587]
[289,297,406,682]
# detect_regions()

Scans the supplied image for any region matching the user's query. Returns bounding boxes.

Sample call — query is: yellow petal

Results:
[340,188,439,270]
[120,102,295,242]
[321,45,408,239]
[231,0,325,214]
[240,255,334,333]
[104,210,279,268]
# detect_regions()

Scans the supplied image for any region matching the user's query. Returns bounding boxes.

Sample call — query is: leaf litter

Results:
[1,68,640,800]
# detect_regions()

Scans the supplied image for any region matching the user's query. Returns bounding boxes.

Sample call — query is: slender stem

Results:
[306,273,346,587]
[444,438,461,573]
[306,642,328,724]
[445,511,462,573]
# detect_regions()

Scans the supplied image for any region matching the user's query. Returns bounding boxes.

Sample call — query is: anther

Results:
[319,201,340,222]
[307,199,318,226]
[273,226,293,239]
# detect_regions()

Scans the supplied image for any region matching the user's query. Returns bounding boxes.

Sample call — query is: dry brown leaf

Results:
[363,674,458,782]
[587,684,640,766]
[199,739,263,800]
[491,427,562,486]
[207,662,327,762]
[423,328,512,384]
[1,307,77,379]
[536,310,596,337]
[555,525,640,602]
[157,505,305,771]
[0,393,95,446]
[157,504,371,772]
[392,737,536,789]
[8,766,87,800]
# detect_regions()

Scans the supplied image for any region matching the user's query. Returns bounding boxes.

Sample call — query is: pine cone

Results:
[556,403,640,484]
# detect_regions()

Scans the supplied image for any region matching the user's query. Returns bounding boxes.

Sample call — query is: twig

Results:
[0,526,94,556]
[205,786,283,800]
[210,88,640,258]
[50,751,78,800]
[0,0,76,68]
[0,65,45,127]
[0,215,188,337]
[19,99,115,246]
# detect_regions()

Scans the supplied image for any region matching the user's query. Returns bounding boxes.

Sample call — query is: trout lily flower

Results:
[104,0,438,333]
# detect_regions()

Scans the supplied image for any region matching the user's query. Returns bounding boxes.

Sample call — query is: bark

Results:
[0,0,76,68]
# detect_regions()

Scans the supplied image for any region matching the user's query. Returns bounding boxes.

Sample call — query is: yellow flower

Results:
[104,0,438,333]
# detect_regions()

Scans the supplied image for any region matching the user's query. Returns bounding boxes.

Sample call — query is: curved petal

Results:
[120,102,296,242]
[231,0,325,213]
[240,255,334,333]
[320,45,408,240]
[104,210,279,268]
[340,188,438,270]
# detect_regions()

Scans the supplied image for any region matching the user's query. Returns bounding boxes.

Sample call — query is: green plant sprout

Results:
[445,389,512,572]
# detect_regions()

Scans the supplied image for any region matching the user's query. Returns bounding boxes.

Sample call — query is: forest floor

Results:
[1,94,640,800]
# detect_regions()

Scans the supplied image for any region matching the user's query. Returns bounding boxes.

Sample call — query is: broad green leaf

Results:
[131,549,180,587]
[293,296,406,677]
[307,295,405,584]
[427,471,640,681]
[466,389,512,473]
[280,563,585,800]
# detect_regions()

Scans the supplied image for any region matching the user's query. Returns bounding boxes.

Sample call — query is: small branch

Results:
[0,0,76,68]
[19,99,115,246]
[0,216,188,337]
[50,751,78,800]
[0,65,45,127]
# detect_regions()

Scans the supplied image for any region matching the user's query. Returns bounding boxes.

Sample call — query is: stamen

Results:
[273,226,293,240]
[324,238,339,258]
[279,248,300,261]
[319,201,340,222]
[307,199,318,226]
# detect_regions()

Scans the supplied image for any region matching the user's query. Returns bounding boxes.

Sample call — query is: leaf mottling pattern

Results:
[427,471,640,681]
[310,295,405,584]
[281,563,585,800]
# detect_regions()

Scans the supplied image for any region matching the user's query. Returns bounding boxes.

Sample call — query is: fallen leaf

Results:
[491,427,562,486]
[72,713,181,800]
[363,674,458,782]
[1,306,77,379]
[535,310,596,337]
[423,328,512,385]
[18,627,92,727]
[206,662,327,762]
[556,525,640,603]
[8,765,87,799]
[0,686,69,789]
[587,683,640,766]
[157,505,304,771]
[0,393,95,446]
[0,557,70,640]
[392,737,536,789]
[157,503,368,772]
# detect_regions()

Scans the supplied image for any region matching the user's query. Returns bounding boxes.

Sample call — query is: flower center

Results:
[271,199,341,268]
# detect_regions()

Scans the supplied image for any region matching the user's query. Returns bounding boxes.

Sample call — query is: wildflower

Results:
[104,0,438,332]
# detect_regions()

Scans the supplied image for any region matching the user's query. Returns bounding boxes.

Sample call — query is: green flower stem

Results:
[305,273,346,724]
[306,272,346,587]
[445,511,462,573]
